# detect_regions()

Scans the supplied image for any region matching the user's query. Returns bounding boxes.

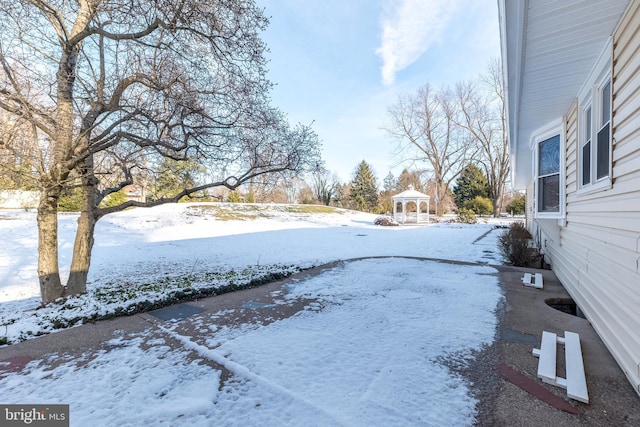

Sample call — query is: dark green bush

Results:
[499,222,536,266]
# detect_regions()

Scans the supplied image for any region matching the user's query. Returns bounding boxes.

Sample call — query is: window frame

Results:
[531,118,566,220]
[580,103,592,187]
[578,39,613,195]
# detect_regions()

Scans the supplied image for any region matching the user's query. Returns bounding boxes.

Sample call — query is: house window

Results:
[531,118,565,218]
[581,105,591,186]
[578,40,612,193]
[537,135,560,213]
[596,79,611,180]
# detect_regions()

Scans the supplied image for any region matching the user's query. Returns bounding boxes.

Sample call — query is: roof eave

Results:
[498,0,528,188]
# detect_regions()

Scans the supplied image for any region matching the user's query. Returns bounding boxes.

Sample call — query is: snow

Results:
[0,203,508,426]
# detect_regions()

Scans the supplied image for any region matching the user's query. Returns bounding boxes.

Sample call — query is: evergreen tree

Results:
[58,185,83,212]
[100,190,128,208]
[227,189,243,203]
[149,158,205,201]
[333,183,347,208]
[452,164,489,208]
[350,160,379,212]
[379,172,397,214]
[383,172,397,193]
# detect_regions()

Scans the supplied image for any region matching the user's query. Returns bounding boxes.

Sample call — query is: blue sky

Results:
[258,0,501,183]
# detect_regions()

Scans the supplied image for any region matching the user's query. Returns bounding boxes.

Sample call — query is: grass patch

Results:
[185,203,344,220]
[186,204,262,221]
[84,265,305,321]
[0,263,309,346]
[284,205,343,214]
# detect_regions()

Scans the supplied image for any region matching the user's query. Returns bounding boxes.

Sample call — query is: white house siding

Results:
[538,1,640,395]
[525,182,534,230]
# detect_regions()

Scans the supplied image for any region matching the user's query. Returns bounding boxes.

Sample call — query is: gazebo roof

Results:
[392,188,430,200]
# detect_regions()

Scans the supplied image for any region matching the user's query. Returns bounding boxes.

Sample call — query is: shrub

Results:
[463,196,494,216]
[498,222,536,266]
[227,190,242,203]
[508,221,532,239]
[374,215,400,226]
[456,208,477,224]
[505,194,526,215]
[100,189,128,208]
[58,186,82,212]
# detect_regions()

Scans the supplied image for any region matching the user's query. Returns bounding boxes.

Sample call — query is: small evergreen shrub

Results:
[456,208,477,224]
[505,194,526,215]
[499,222,536,266]
[227,190,242,203]
[463,196,494,216]
[100,189,128,208]
[58,186,82,212]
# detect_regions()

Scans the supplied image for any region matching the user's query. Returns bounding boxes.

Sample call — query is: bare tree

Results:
[456,58,510,216]
[396,168,428,192]
[385,84,475,215]
[0,113,38,190]
[311,168,339,206]
[0,1,320,304]
[245,171,290,203]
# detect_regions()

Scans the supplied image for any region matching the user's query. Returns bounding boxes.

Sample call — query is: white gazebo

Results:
[392,186,430,224]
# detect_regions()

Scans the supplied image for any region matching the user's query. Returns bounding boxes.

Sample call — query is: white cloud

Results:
[376,0,459,85]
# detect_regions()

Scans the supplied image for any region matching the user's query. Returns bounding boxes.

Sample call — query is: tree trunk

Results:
[67,210,96,295]
[37,193,65,305]
[67,160,98,296]
[492,186,504,217]
[435,180,446,216]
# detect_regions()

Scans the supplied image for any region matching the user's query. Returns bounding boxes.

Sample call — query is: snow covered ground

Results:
[0,203,509,426]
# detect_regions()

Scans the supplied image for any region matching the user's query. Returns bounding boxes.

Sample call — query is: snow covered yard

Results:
[1,204,508,426]
[0,204,506,344]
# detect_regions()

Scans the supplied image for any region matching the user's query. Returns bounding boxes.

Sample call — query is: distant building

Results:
[123,184,146,203]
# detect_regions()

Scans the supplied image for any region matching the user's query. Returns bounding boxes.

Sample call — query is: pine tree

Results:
[383,172,397,193]
[149,158,205,201]
[452,164,489,208]
[380,172,397,214]
[350,160,379,212]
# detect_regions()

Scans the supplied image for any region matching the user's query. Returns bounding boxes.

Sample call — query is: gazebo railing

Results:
[393,212,430,224]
